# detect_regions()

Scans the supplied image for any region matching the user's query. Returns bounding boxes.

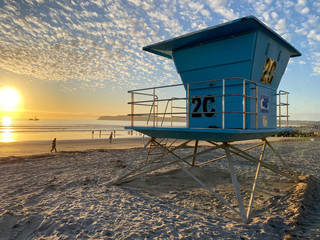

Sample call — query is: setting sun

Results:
[0,87,21,111]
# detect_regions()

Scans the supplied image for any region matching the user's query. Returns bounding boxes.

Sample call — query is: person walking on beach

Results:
[50,138,57,153]
[109,132,113,143]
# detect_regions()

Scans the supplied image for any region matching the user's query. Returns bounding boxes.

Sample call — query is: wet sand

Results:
[0,137,146,157]
[0,136,302,158]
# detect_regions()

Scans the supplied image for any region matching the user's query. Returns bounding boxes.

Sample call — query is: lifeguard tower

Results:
[118,16,301,222]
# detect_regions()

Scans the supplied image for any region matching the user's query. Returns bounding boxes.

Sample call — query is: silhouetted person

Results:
[109,132,113,143]
[50,138,57,153]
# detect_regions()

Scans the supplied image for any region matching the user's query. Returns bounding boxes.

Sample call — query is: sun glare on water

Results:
[1,116,14,142]
[2,116,12,126]
[0,87,20,142]
[1,129,14,142]
[0,87,21,111]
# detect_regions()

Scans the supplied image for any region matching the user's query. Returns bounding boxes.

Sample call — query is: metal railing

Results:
[128,77,262,129]
[277,90,290,128]
[160,98,186,127]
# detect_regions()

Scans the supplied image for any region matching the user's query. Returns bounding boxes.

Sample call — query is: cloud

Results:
[314,1,320,13]
[295,28,307,35]
[310,52,320,75]
[188,1,204,13]
[308,30,320,42]
[297,0,306,7]
[274,18,286,35]
[127,0,141,7]
[205,0,239,20]
[301,7,309,14]
[0,0,319,88]
[312,63,320,75]
[262,12,270,22]
[0,0,171,89]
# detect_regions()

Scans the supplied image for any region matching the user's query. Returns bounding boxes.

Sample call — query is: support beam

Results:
[143,137,155,148]
[197,142,264,166]
[152,139,192,165]
[146,139,192,165]
[246,140,267,220]
[115,139,224,184]
[191,140,199,166]
[178,163,241,217]
[223,143,247,223]
[227,144,297,181]
[265,139,299,182]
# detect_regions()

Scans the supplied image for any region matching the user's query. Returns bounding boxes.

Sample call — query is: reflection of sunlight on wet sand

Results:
[1,128,15,142]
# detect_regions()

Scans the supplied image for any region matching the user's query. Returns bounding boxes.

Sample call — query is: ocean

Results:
[1,118,319,143]
[0,118,148,142]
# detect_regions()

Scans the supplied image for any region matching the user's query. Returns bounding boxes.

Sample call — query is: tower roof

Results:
[143,16,301,59]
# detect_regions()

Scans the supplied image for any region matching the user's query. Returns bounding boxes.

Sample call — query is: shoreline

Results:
[0,136,315,158]
[0,137,146,158]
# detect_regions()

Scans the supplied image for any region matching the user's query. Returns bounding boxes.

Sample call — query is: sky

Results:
[0,0,319,120]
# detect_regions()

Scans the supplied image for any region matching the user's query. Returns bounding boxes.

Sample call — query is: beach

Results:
[0,137,145,157]
[0,136,301,158]
[0,137,320,239]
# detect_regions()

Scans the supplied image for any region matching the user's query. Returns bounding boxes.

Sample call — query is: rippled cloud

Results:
[0,0,319,91]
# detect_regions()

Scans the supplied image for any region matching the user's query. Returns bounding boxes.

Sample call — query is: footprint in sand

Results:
[0,212,20,240]
[9,215,44,240]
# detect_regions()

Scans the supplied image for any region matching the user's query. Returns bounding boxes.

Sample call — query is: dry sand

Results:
[0,137,319,239]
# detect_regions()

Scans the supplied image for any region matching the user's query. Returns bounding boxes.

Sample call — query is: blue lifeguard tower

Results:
[118,16,301,222]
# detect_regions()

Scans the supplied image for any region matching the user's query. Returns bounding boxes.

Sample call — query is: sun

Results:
[0,87,21,111]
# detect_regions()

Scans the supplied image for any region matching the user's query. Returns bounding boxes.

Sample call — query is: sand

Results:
[0,137,146,157]
[0,137,319,239]
[0,136,301,157]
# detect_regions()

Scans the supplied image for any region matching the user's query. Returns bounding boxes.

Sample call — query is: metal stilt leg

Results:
[191,140,199,166]
[246,140,267,220]
[223,143,247,223]
[265,139,299,182]
[178,162,242,217]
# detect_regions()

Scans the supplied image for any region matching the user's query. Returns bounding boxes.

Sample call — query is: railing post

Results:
[186,84,190,128]
[171,99,173,127]
[279,92,281,128]
[153,88,155,127]
[131,92,134,127]
[256,84,258,129]
[156,96,159,127]
[242,79,246,130]
[286,92,289,127]
[222,79,225,129]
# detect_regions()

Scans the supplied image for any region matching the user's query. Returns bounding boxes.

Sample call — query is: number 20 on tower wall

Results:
[190,95,216,118]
